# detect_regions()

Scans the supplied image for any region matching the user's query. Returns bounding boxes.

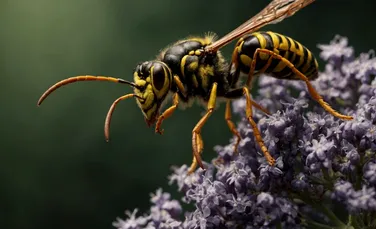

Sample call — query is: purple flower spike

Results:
[115,36,376,228]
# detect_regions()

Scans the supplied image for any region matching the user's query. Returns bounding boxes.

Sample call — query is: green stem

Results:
[348,214,356,228]
[364,213,371,227]
[295,193,346,228]
[370,212,376,227]
[321,167,336,190]
[349,214,365,229]
[306,219,342,229]
[354,153,364,190]
[319,204,347,227]
[322,167,332,181]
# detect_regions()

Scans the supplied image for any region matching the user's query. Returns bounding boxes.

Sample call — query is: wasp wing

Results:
[205,0,315,53]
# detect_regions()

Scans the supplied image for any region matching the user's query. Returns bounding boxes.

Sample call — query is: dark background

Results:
[2,0,375,228]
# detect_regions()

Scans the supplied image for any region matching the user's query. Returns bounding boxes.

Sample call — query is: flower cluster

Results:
[113,36,376,228]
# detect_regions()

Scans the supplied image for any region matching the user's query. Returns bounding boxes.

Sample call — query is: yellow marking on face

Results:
[133,72,140,81]
[195,50,201,56]
[146,77,150,83]
[240,54,252,67]
[135,79,146,87]
[189,50,194,55]
[180,55,188,77]
[134,72,148,87]
[141,84,155,109]
[145,104,157,120]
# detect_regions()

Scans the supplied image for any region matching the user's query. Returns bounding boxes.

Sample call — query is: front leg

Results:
[155,93,179,135]
[188,82,218,174]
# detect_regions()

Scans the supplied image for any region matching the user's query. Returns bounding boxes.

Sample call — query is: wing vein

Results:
[205,0,315,53]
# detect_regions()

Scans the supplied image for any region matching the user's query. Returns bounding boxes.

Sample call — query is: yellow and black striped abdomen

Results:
[234,31,319,80]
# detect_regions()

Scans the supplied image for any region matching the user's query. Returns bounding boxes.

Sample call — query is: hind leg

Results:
[248,48,353,120]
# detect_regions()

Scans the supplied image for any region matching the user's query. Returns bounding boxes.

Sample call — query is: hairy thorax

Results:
[157,35,229,105]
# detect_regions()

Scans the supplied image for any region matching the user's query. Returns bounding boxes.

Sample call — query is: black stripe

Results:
[260,32,274,50]
[275,33,283,44]
[292,40,302,67]
[266,57,280,73]
[305,63,317,79]
[299,47,310,73]
[285,35,292,50]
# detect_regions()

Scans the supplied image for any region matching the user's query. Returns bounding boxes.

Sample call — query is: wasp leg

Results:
[223,87,271,153]
[173,75,188,98]
[246,50,274,88]
[188,83,218,174]
[243,86,276,166]
[155,76,188,134]
[224,89,271,115]
[253,48,353,120]
[155,93,179,135]
[225,100,242,154]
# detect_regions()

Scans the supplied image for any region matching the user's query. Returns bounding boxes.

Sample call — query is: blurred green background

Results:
[2,0,376,228]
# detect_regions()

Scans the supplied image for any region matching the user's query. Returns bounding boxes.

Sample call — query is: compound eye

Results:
[151,63,165,91]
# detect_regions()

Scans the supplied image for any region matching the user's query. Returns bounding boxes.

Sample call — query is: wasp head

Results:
[133,61,172,126]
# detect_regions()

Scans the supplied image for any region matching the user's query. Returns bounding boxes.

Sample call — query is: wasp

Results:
[37,0,353,174]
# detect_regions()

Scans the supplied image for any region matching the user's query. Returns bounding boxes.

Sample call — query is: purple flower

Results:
[317,35,354,67]
[332,181,376,213]
[113,209,148,229]
[364,161,376,186]
[113,189,183,229]
[114,36,376,228]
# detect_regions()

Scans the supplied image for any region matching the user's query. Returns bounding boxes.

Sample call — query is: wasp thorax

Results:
[133,61,172,126]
